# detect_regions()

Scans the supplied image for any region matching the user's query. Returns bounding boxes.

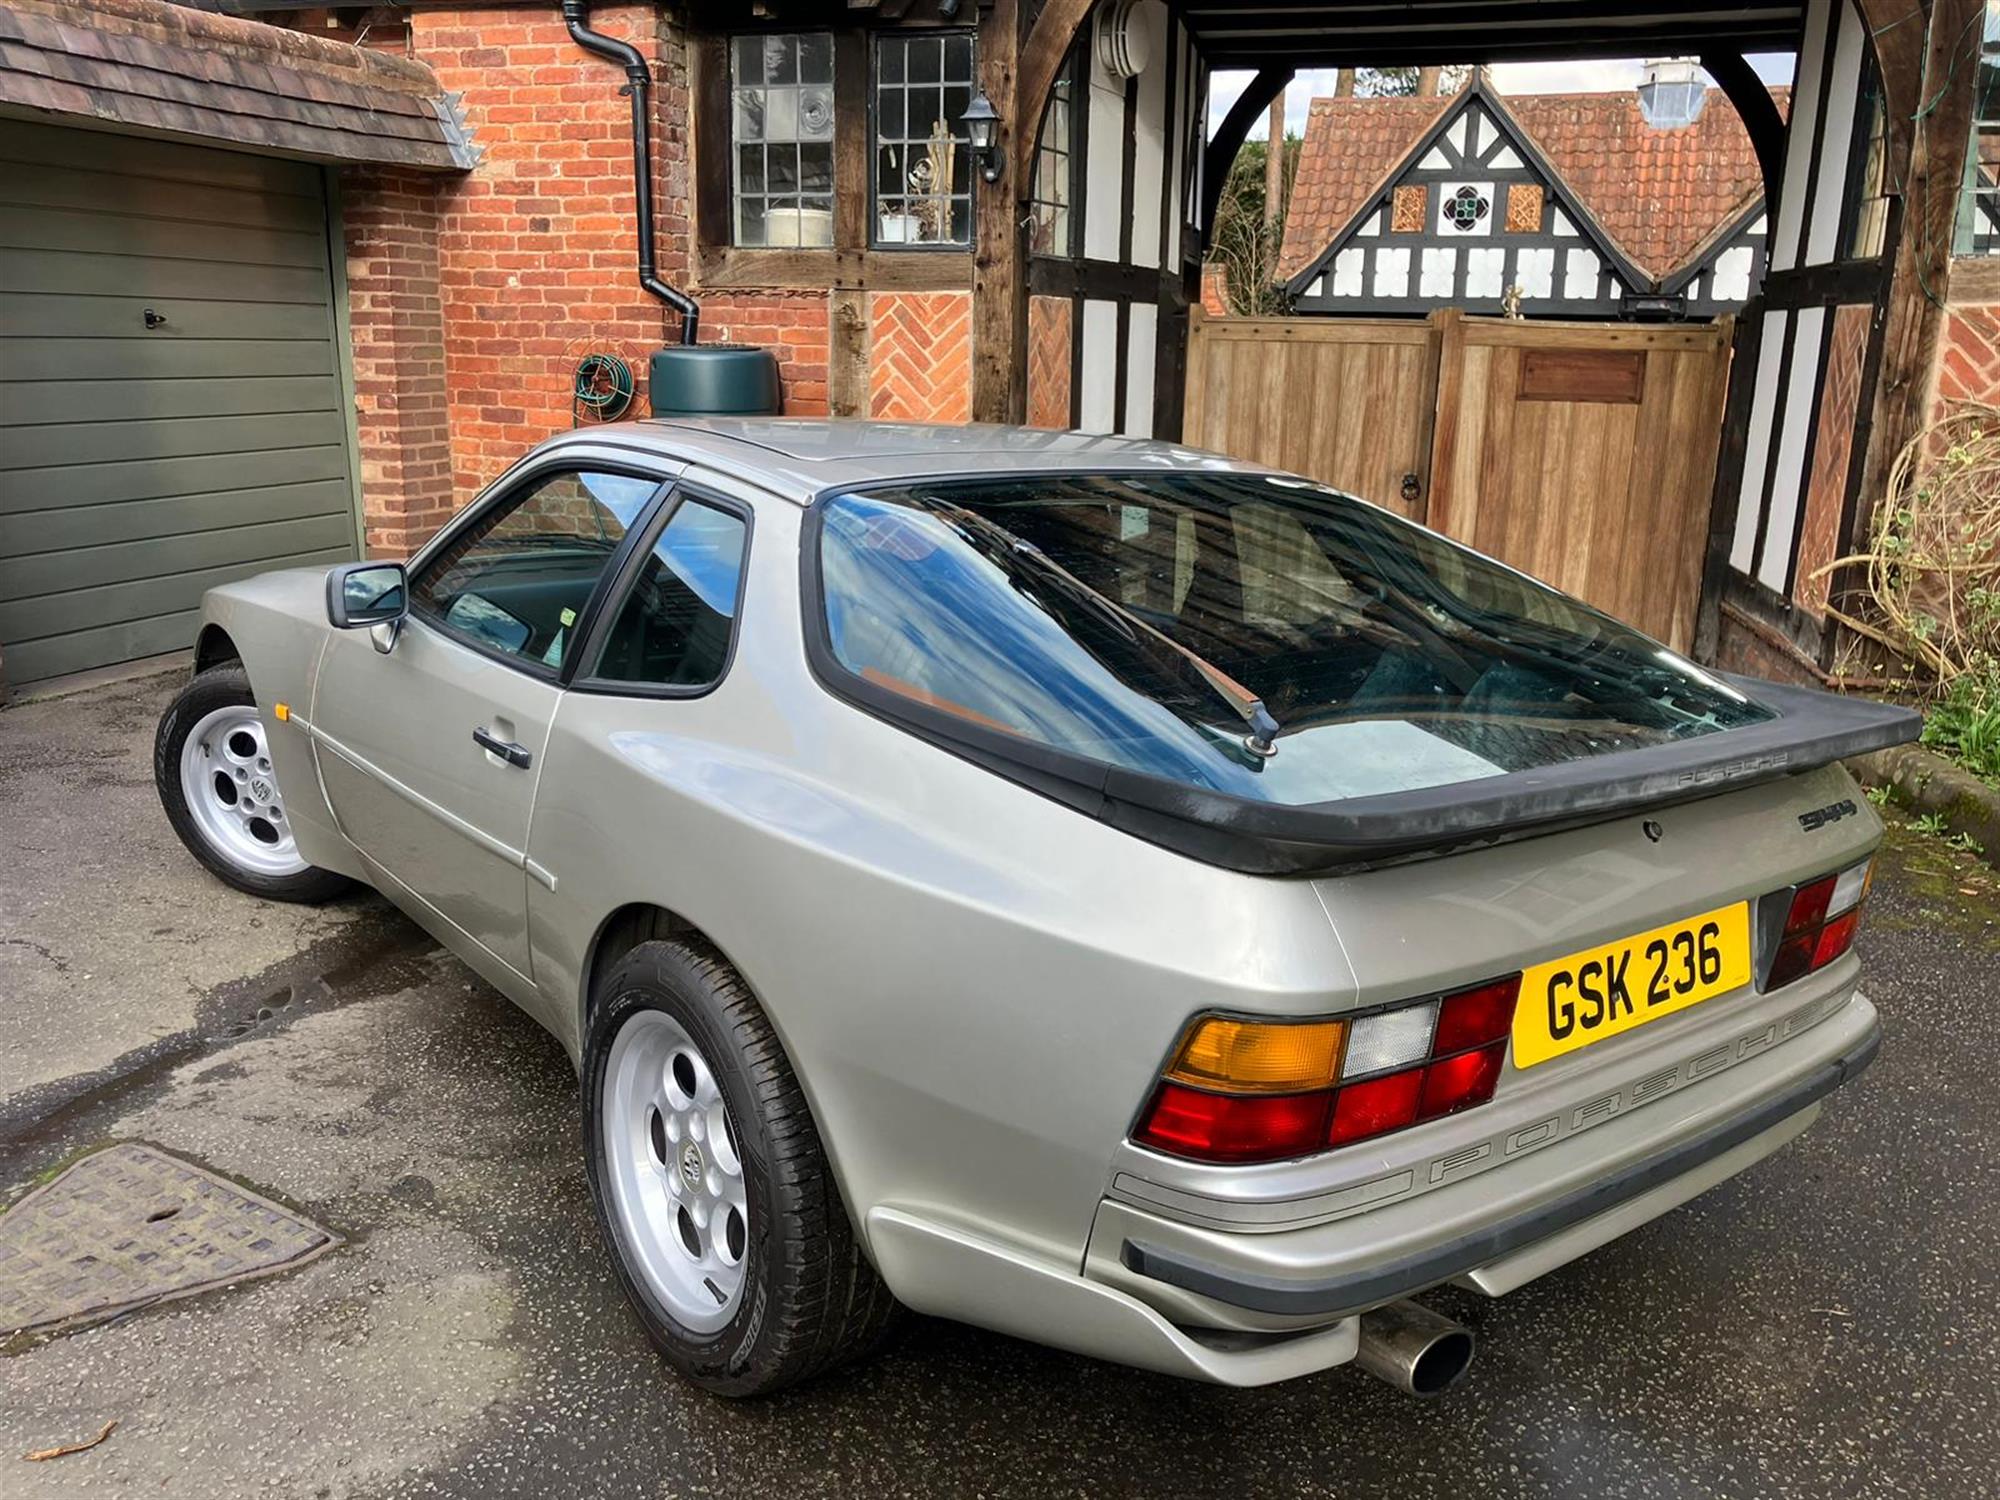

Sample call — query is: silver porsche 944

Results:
[153,421,1916,1398]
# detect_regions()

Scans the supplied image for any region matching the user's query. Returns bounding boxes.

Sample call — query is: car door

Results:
[520,483,755,1010]
[310,463,674,978]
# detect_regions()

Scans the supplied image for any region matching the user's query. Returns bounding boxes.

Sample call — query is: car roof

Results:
[533,418,1263,501]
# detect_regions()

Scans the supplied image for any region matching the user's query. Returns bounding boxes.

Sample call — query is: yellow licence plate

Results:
[1512,902,1752,1069]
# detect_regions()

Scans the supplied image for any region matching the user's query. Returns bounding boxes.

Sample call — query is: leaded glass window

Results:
[1029,71,1073,255]
[1956,2,2000,255]
[873,31,976,247]
[1845,61,1890,259]
[732,33,835,247]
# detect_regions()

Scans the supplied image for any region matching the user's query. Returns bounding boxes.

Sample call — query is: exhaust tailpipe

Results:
[1354,1300,1474,1396]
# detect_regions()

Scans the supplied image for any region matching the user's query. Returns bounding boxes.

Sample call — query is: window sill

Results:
[693,243,974,292]
[1947,255,2000,305]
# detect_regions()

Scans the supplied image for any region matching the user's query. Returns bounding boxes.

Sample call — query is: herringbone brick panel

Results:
[1794,302,1869,617]
[869,291,972,422]
[1936,306,2000,407]
[1027,295,1072,429]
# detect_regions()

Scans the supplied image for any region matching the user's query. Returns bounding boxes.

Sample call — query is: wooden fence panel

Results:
[1183,309,1440,520]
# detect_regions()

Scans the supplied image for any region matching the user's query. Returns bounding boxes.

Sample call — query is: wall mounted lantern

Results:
[962,89,1002,182]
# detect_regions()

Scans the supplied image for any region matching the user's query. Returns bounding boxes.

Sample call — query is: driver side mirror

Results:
[327,561,408,651]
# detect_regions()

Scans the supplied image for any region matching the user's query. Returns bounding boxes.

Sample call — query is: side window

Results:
[589,498,749,690]
[410,470,661,672]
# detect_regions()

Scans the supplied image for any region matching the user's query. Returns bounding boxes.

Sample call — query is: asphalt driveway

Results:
[2,671,1996,1499]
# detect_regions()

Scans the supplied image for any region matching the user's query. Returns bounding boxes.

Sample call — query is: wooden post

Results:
[1425,308,1467,536]
[1183,303,1209,443]
[1264,89,1286,225]
[971,0,1024,424]
[1852,0,1983,550]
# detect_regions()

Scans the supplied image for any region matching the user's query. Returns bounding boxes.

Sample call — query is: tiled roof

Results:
[0,0,470,172]
[1278,85,1789,285]
[1277,95,1450,279]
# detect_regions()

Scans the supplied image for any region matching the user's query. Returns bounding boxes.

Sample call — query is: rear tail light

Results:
[1138,1083,1331,1163]
[1765,857,1873,990]
[1133,977,1520,1165]
[1163,1015,1344,1093]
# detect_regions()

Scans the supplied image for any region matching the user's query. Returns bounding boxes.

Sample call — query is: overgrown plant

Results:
[1819,403,2000,784]
[1210,139,1297,317]
[1921,664,2000,785]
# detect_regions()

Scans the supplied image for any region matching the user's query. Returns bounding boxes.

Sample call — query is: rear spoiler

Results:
[835,670,1921,875]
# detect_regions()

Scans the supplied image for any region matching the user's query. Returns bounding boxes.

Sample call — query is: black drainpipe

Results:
[561,0,700,344]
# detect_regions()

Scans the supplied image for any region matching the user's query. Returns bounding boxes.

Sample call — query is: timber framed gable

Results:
[1285,82,1648,318]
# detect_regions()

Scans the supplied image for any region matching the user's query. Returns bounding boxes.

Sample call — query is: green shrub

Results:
[1921,664,2000,786]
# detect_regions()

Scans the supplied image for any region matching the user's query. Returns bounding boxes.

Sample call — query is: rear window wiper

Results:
[935,503,1283,758]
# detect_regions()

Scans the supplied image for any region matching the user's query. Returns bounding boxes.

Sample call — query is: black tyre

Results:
[583,937,899,1396]
[154,664,352,904]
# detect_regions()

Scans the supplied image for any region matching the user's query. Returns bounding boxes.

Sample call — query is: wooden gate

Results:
[1181,308,1734,651]
[1180,313,1441,520]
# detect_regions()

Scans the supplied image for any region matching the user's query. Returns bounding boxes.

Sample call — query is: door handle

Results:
[473,726,532,769]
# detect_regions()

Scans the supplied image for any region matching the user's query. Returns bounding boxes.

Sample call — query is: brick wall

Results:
[697,292,831,415]
[411,4,687,499]
[340,168,453,557]
[1933,305,2000,411]
[325,7,982,556]
[1200,264,1229,317]
[1026,295,1071,429]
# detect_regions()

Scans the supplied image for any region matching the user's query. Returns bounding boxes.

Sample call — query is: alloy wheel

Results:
[176,705,308,878]
[602,1009,751,1334]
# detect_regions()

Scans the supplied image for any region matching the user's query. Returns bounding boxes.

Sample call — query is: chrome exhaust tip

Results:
[1354,1300,1475,1396]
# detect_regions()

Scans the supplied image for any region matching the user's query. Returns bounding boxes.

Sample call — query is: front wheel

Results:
[583,938,899,1395]
[154,664,351,903]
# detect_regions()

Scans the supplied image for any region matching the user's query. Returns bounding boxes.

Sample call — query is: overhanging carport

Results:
[984,0,1974,681]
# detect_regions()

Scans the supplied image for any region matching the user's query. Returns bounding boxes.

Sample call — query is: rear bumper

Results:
[1118,1018,1878,1318]
[866,990,1877,1386]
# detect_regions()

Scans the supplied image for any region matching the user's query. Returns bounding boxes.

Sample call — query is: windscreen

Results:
[816,472,1772,806]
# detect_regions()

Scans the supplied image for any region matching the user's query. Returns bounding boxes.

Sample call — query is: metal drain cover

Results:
[0,1142,340,1338]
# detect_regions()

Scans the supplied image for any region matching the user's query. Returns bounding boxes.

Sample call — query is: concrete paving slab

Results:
[0,673,373,1102]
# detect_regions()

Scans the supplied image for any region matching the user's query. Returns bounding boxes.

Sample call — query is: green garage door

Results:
[0,120,359,686]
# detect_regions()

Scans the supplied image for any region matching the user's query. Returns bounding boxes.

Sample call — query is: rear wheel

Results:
[154,665,350,903]
[583,938,899,1395]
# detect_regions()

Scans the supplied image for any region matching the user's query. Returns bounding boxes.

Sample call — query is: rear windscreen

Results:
[815,472,1772,806]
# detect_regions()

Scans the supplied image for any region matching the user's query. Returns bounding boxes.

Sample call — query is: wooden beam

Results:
[1700,51,1785,210]
[1200,66,1293,245]
[971,0,1024,422]
[693,244,972,290]
[1855,0,1927,173]
[1851,0,1983,556]
[690,35,731,256]
[1263,88,1286,225]
[828,288,871,417]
